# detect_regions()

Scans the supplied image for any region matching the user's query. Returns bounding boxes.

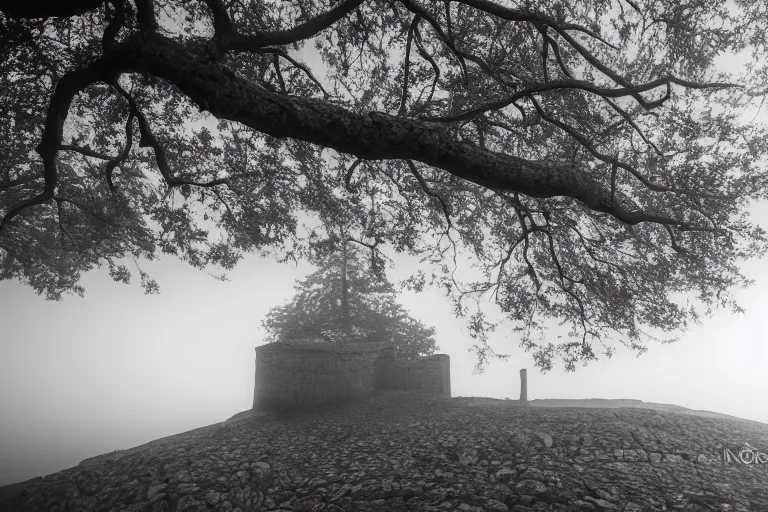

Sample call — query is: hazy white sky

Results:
[1,212,767,486]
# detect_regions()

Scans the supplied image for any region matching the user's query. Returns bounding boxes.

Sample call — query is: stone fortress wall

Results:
[253,341,450,411]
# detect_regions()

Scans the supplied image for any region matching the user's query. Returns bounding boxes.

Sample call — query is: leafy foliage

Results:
[2,0,768,370]
[262,244,437,361]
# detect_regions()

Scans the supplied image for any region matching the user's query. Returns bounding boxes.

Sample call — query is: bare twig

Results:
[399,16,420,116]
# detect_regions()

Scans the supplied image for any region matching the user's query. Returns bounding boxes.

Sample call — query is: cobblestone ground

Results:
[2,391,767,512]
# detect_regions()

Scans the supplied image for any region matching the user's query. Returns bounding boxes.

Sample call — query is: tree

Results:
[1,0,768,371]
[262,243,437,361]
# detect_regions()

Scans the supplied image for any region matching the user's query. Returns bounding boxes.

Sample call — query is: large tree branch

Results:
[0,65,111,231]
[215,0,365,53]
[31,34,715,231]
[134,0,157,33]
[201,0,232,40]
[0,0,104,19]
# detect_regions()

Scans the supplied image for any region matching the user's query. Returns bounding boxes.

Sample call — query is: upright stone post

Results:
[519,368,528,403]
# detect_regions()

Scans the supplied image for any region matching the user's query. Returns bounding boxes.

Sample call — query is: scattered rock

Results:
[3,392,767,512]
[147,483,167,500]
[534,431,553,448]
[177,483,200,494]
[484,498,508,511]
[584,496,620,510]
[204,491,221,505]
[175,495,206,512]
[514,479,547,493]
[458,449,479,466]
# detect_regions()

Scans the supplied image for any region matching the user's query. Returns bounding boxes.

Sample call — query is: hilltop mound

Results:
[2,391,767,511]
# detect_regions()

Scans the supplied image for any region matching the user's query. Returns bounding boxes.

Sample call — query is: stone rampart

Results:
[253,341,450,411]
[378,351,451,396]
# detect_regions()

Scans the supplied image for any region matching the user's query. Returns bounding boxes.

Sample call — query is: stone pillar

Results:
[519,368,527,403]
[252,347,259,409]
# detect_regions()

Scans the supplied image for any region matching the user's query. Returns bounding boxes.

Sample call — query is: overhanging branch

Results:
[3,32,724,234]
[102,34,707,228]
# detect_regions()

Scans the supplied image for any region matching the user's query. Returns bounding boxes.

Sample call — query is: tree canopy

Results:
[2,0,768,370]
[262,242,437,361]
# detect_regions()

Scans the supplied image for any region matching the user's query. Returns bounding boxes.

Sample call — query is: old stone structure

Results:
[253,341,450,411]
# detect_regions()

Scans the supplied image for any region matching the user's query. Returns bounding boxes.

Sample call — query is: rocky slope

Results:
[2,391,767,512]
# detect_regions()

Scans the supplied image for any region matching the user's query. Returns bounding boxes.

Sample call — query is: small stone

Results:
[484,498,508,511]
[515,480,547,493]
[439,501,454,509]
[584,496,619,510]
[205,491,221,505]
[613,449,624,459]
[147,483,168,499]
[309,478,328,488]
[251,462,271,473]
[518,494,534,505]
[176,495,206,512]
[519,467,542,480]
[495,468,514,482]
[534,431,553,448]
[176,470,191,483]
[178,483,200,494]
[624,503,643,512]
[649,453,662,463]
[458,504,472,511]
[459,449,479,466]
[595,489,617,502]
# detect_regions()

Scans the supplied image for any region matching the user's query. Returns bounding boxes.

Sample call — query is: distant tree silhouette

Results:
[262,241,437,361]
